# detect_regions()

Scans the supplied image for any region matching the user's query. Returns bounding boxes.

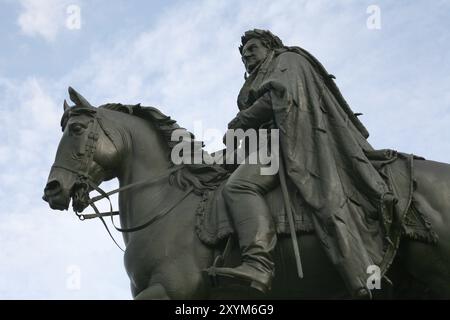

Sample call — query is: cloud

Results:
[0,77,58,171]
[17,0,71,42]
[0,206,129,299]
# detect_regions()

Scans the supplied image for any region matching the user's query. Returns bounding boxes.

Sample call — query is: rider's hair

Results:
[239,29,284,55]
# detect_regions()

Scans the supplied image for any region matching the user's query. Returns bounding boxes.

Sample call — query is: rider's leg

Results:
[214,160,278,292]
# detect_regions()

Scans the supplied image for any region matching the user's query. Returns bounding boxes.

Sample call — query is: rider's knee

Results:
[222,180,239,202]
[222,179,258,202]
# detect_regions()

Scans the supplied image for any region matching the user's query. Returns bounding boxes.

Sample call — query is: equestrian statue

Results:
[43,29,450,299]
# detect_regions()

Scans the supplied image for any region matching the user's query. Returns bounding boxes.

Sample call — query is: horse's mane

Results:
[99,103,229,194]
[99,103,196,151]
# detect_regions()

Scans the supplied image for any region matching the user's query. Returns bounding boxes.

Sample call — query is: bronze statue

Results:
[42,30,450,299]
[211,29,394,298]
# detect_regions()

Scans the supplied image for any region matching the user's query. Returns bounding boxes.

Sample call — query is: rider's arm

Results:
[237,92,272,129]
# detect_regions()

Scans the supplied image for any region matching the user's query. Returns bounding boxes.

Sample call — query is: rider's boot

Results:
[207,203,276,294]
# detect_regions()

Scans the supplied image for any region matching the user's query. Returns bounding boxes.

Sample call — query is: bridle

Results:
[55,108,193,251]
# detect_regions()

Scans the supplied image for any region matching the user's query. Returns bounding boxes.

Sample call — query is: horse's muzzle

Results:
[43,180,70,210]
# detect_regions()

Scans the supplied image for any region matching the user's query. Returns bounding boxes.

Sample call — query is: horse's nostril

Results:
[45,180,61,195]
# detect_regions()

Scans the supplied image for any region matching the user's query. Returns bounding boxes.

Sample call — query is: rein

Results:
[78,166,181,220]
[81,171,193,252]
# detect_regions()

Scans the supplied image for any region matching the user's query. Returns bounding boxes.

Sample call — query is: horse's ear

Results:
[68,86,93,108]
[63,99,70,112]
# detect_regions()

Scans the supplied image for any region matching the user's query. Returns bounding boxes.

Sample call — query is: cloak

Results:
[237,47,399,293]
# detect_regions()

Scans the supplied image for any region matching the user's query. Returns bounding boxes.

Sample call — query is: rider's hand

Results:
[227,114,243,129]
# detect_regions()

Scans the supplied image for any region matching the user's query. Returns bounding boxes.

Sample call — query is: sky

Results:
[0,0,449,299]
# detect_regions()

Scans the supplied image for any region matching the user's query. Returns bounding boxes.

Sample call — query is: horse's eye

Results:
[70,123,85,134]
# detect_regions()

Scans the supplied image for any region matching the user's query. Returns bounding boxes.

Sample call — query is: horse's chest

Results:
[123,231,171,284]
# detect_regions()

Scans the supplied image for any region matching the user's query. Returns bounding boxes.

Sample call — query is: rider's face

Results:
[241,38,269,74]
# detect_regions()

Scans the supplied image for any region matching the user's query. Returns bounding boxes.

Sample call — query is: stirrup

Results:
[204,265,272,294]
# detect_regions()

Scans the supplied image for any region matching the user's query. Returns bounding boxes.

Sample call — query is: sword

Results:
[277,151,304,278]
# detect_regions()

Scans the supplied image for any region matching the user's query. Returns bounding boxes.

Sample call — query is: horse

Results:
[43,88,450,299]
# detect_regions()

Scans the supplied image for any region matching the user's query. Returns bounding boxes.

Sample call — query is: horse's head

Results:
[43,87,120,212]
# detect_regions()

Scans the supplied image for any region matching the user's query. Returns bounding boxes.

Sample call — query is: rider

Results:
[210,32,279,294]
[211,29,397,298]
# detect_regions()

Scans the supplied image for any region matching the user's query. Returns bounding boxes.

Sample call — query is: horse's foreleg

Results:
[134,283,170,300]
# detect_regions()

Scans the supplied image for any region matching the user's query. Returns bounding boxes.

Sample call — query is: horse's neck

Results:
[116,117,175,232]
[118,117,170,183]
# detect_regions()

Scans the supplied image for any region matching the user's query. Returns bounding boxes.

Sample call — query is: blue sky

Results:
[0,0,449,299]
